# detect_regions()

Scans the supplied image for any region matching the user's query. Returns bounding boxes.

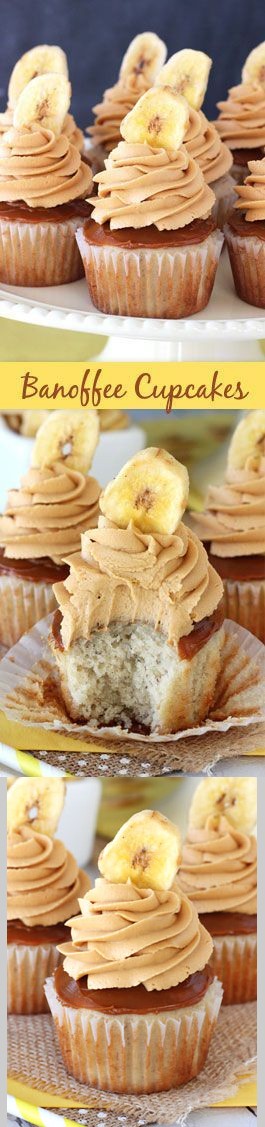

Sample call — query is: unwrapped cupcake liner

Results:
[222,577,265,644]
[210,933,257,1006]
[7,942,62,1014]
[224,224,265,308]
[76,227,223,319]
[211,174,237,229]
[45,974,223,1094]
[0,572,57,649]
[0,215,85,286]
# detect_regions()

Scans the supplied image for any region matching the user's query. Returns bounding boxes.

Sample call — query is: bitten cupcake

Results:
[0,411,100,648]
[50,447,224,734]
[7,777,90,1014]
[45,809,222,1093]
[0,71,92,286]
[189,411,265,642]
[216,42,265,183]
[87,32,167,168]
[156,49,234,227]
[179,778,257,1005]
[225,157,265,307]
[78,86,223,319]
[0,44,85,154]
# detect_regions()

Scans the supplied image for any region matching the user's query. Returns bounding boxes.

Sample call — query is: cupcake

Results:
[45,809,222,1093]
[0,44,85,154]
[0,71,92,286]
[216,42,265,182]
[189,411,265,642]
[78,86,223,319]
[7,777,90,1014]
[179,778,257,1005]
[50,447,224,734]
[225,156,265,307]
[156,49,234,227]
[0,410,100,648]
[87,32,167,169]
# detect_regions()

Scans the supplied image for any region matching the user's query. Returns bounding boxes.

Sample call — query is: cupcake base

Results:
[8,942,62,1014]
[45,975,222,1093]
[0,572,57,648]
[210,933,257,1005]
[225,223,265,308]
[0,215,85,286]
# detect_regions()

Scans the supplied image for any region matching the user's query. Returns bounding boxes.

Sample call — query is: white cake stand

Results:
[0,250,264,359]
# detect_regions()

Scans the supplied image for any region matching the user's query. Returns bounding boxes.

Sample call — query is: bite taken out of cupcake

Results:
[189,411,265,642]
[77,86,223,319]
[7,777,90,1014]
[87,31,167,169]
[179,777,257,1005]
[45,809,223,1093]
[0,70,92,286]
[225,156,265,308]
[216,42,265,183]
[0,410,101,648]
[0,43,85,154]
[50,447,225,735]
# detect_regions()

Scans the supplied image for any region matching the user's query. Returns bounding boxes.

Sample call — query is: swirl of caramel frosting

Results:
[216,83,265,150]
[185,108,232,184]
[189,455,265,557]
[53,515,223,650]
[0,463,100,564]
[179,815,257,914]
[90,141,215,230]
[0,124,92,207]
[7,825,90,927]
[234,156,265,220]
[58,876,213,990]
[0,107,84,153]
[88,80,144,154]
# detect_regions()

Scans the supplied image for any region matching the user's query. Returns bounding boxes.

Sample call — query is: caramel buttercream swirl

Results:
[53,516,223,650]
[0,124,92,207]
[90,141,215,230]
[7,825,90,927]
[179,815,257,915]
[234,156,265,220]
[88,80,144,153]
[0,107,84,153]
[185,108,232,184]
[189,456,265,558]
[216,83,265,150]
[59,876,213,991]
[0,463,100,565]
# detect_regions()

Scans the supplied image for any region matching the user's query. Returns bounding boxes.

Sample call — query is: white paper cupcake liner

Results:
[222,577,265,644]
[0,615,264,746]
[45,974,222,1093]
[0,215,85,286]
[0,572,57,649]
[7,941,62,1014]
[210,933,257,1006]
[224,224,265,308]
[76,227,223,318]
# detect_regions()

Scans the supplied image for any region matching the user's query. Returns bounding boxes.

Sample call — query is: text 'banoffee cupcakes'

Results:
[45,809,223,1093]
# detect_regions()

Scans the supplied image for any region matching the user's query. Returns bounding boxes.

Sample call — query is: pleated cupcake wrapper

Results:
[225,224,265,308]
[45,975,222,1094]
[0,572,57,649]
[7,942,62,1014]
[0,215,85,286]
[222,576,265,645]
[76,227,223,318]
[211,174,237,229]
[210,933,257,1006]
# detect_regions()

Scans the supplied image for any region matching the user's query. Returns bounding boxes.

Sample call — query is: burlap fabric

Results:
[8,1004,256,1125]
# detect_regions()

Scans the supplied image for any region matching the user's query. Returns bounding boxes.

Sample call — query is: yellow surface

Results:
[0,318,107,360]
[7,1075,257,1110]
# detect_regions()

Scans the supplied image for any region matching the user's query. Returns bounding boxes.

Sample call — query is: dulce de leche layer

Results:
[227,211,265,241]
[199,910,257,937]
[82,215,216,249]
[7,918,69,945]
[208,549,265,581]
[0,548,69,585]
[54,963,214,1014]
[0,198,92,224]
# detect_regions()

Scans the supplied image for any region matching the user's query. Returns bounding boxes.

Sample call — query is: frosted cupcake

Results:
[50,447,224,734]
[7,778,90,1014]
[225,156,265,307]
[78,86,223,318]
[179,778,257,1005]
[0,411,100,648]
[189,412,265,642]
[87,32,166,168]
[156,49,234,227]
[216,43,265,182]
[45,809,222,1093]
[0,72,92,286]
[0,44,85,154]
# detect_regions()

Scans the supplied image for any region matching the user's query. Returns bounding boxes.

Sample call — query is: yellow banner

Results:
[0,362,264,410]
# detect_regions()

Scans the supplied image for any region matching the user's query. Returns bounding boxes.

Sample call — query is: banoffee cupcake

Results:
[179,778,257,1005]
[0,411,100,648]
[78,86,223,319]
[216,42,265,182]
[156,49,234,227]
[87,32,167,169]
[45,809,222,1093]
[7,777,90,1014]
[0,44,85,154]
[50,447,224,734]
[189,411,265,642]
[0,71,92,286]
[225,156,265,307]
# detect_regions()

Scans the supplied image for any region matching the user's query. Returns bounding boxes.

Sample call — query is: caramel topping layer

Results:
[0,463,100,565]
[216,83,265,150]
[0,547,69,584]
[7,918,69,945]
[179,815,257,915]
[90,141,215,231]
[199,910,257,937]
[82,215,216,248]
[0,124,92,208]
[189,455,265,558]
[7,826,90,927]
[54,962,214,1012]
